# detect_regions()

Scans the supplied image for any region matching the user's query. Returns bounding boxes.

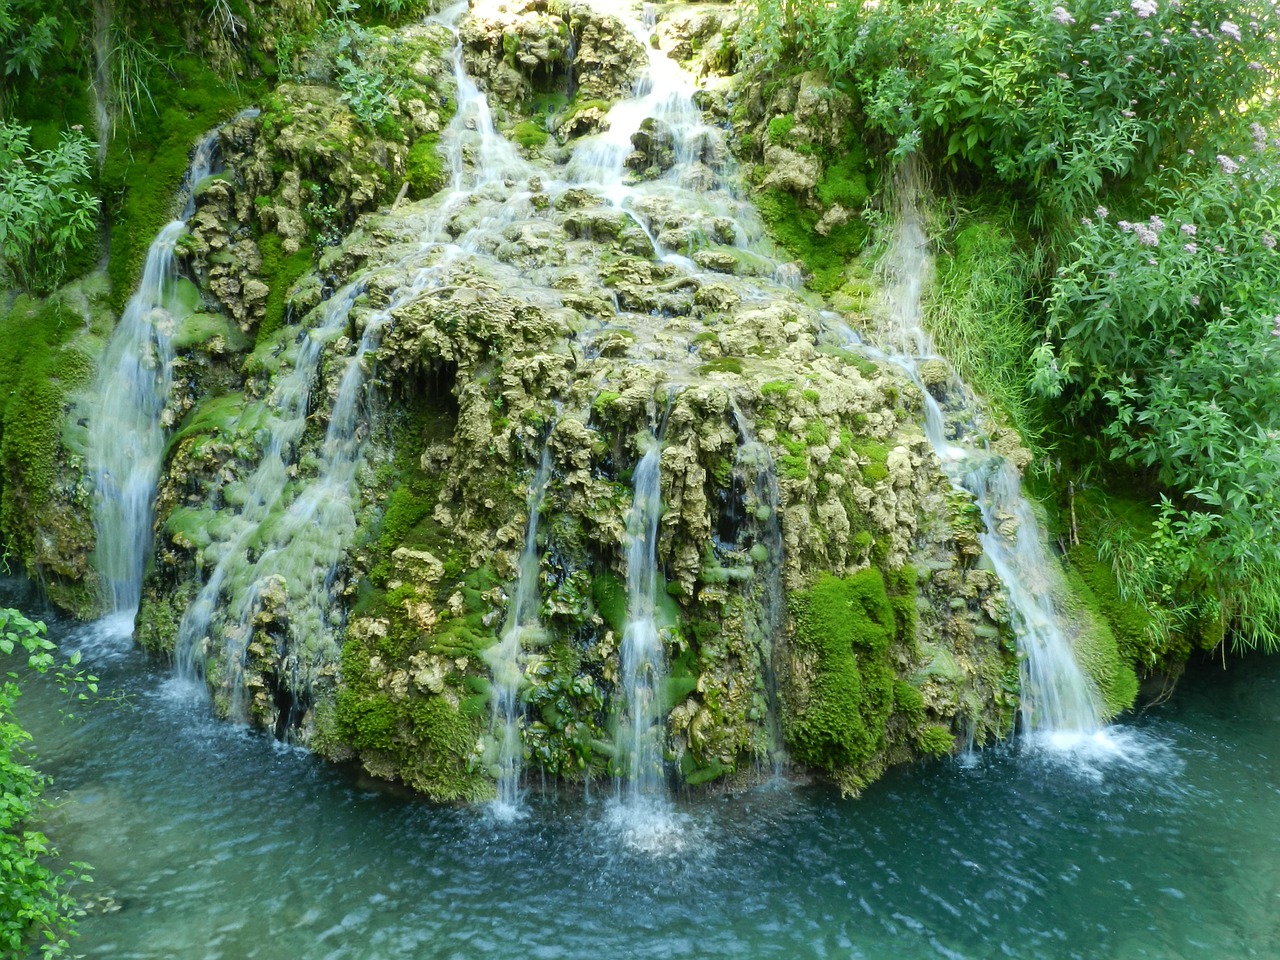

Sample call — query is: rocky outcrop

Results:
[461,0,645,133]
[15,1,1036,806]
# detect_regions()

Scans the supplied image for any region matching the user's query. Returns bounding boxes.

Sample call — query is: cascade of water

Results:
[90,125,227,618]
[219,271,427,721]
[446,44,534,193]
[172,286,360,693]
[211,11,553,722]
[486,443,554,815]
[561,0,782,276]
[616,436,668,801]
[868,176,1102,739]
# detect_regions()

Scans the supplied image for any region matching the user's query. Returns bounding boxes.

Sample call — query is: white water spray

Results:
[617,436,668,801]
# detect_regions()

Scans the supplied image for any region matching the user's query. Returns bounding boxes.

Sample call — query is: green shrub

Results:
[0,608,92,958]
[0,122,98,294]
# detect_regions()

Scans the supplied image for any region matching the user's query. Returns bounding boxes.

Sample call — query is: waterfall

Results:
[563,0,781,277]
[486,443,554,816]
[867,178,1102,739]
[172,286,359,694]
[446,47,533,192]
[616,437,668,801]
[168,1,539,720]
[90,125,224,618]
[732,432,788,773]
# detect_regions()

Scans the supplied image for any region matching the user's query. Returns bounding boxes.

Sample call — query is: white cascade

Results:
[485,443,554,816]
[867,183,1103,739]
[90,126,224,618]
[616,437,668,800]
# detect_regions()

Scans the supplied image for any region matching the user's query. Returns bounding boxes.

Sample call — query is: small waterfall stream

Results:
[617,437,668,803]
[170,2,540,718]
[731,428,788,772]
[486,442,554,816]
[172,285,360,694]
[90,127,224,618]
[563,0,785,280]
[868,184,1103,740]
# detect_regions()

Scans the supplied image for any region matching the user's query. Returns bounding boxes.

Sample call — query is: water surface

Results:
[13,596,1280,959]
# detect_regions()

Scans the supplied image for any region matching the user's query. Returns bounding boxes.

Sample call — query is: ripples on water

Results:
[10,602,1280,960]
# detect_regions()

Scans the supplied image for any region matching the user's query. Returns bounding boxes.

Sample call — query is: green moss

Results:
[766,114,795,145]
[403,693,484,799]
[512,121,549,150]
[760,380,792,398]
[915,725,955,758]
[683,755,728,786]
[886,563,919,642]
[172,312,251,353]
[592,571,627,635]
[755,189,869,293]
[0,295,92,554]
[164,392,261,458]
[257,234,315,343]
[815,150,870,209]
[102,54,252,310]
[1064,565,1139,717]
[893,680,925,722]
[336,687,398,750]
[405,134,446,198]
[698,357,743,376]
[804,420,829,446]
[853,439,890,485]
[784,569,898,782]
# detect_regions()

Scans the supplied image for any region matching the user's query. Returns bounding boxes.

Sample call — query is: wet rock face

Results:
[626,117,675,175]
[90,0,1020,803]
[461,0,645,115]
[653,3,740,76]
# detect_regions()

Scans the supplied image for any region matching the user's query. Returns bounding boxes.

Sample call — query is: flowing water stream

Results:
[616,436,668,806]
[13,587,1279,960]
[863,184,1104,744]
[486,442,554,816]
[89,129,222,618]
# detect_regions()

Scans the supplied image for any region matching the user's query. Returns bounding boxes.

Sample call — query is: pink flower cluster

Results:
[1219,20,1242,41]
[1131,0,1157,18]
[1051,5,1076,25]
[1118,219,1160,247]
[1217,154,1239,174]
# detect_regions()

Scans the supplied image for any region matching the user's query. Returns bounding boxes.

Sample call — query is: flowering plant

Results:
[744,0,1278,224]
[1037,141,1280,646]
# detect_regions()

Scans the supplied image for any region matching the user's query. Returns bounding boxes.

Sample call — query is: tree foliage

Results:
[1038,138,1280,648]
[742,0,1277,224]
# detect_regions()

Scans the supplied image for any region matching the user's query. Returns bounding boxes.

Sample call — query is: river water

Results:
[10,585,1278,960]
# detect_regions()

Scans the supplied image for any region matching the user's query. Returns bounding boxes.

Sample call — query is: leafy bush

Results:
[0,0,63,82]
[0,121,98,293]
[0,608,91,958]
[743,0,1278,223]
[1037,140,1280,648]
